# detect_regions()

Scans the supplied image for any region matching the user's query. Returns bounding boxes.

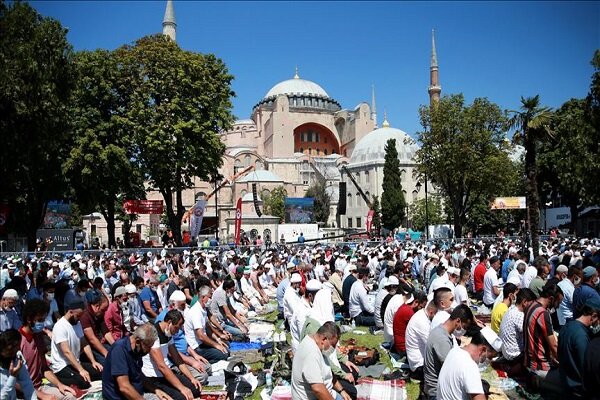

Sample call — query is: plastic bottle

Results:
[351,319,356,329]
[266,370,273,392]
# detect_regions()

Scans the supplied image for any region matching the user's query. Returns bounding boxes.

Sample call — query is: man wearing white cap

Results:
[283,273,303,328]
[290,279,322,352]
[0,289,21,331]
[436,327,502,400]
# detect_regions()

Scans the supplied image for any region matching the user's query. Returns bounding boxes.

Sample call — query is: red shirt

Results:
[19,327,49,388]
[393,304,415,352]
[104,300,127,341]
[524,302,554,371]
[473,262,487,292]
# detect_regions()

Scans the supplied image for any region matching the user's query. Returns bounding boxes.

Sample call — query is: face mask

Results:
[453,327,466,338]
[120,302,129,311]
[164,325,173,338]
[46,292,55,301]
[322,346,335,357]
[595,277,600,286]
[32,321,45,333]
[591,324,600,335]
[574,277,581,286]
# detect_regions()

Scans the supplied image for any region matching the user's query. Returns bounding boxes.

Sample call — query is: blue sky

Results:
[31,1,599,138]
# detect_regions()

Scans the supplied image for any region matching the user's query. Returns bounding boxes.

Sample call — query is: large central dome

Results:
[264,77,329,99]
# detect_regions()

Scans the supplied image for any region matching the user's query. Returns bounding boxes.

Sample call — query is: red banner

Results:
[366,209,375,233]
[234,198,242,245]
[123,200,164,215]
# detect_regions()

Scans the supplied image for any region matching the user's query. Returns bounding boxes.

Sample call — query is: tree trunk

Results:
[162,189,181,247]
[525,136,540,256]
[26,194,46,251]
[453,206,463,240]
[104,200,117,249]
[569,203,580,236]
[174,185,184,246]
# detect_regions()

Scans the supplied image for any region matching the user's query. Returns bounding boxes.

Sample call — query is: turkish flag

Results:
[366,210,374,233]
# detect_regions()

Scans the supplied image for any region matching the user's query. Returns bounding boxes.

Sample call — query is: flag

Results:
[366,209,375,233]
[234,198,242,245]
[189,200,207,238]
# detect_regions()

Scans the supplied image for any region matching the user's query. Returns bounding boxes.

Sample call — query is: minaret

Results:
[371,84,378,128]
[428,29,441,105]
[163,0,176,42]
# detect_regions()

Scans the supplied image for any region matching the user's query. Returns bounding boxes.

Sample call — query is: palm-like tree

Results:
[508,95,553,256]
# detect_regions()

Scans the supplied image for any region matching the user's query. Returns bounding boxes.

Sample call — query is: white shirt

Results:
[141,338,173,377]
[499,305,524,360]
[282,285,302,322]
[183,301,207,350]
[507,268,523,288]
[383,294,406,343]
[522,265,537,290]
[454,284,470,307]
[50,318,84,373]
[348,280,373,318]
[290,298,312,352]
[430,310,450,331]
[405,309,432,371]
[483,268,499,305]
[557,278,575,325]
[437,347,484,400]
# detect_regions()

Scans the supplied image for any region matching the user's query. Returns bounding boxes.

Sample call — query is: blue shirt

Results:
[102,337,144,400]
[501,259,512,282]
[139,287,159,314]
[277,278,290,312]
[572,283,600,318]
[155,308,188,354]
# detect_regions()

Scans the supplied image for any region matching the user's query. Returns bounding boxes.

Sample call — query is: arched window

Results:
[234,159,242,174]
[255,160,264,170]
[244,155,251,167]
[365,171,370,183]
[347,193,352,207]
[324,149,328,155]
[240,189,247,198]
[412,190,418,202]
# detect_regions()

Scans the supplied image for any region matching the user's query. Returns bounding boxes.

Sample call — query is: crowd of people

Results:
[0,235,599,400]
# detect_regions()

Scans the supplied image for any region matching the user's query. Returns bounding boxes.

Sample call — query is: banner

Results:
[189,200,207,238]
[366,210,375,233]
[490,197,526,210]
[252,183,262,217]
[234,198,242,245]
[123,200,164,214]
[43,200,71,229]
[284,197,314,223]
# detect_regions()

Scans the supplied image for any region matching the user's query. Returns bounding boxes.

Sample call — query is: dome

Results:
[350,126,419,165]
[264,77,329,99]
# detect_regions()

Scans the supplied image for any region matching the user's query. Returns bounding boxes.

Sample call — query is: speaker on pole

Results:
[252,183,263,217]
[337,182,346,215]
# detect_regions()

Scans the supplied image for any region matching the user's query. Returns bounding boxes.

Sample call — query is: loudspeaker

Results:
[252,183,262,217]
[337,182,346,215]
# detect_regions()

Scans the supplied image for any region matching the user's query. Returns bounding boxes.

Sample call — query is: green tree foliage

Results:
[538,98,594,231]
[0,2,75,248]
[409,196,444,232]
[415,94,512,239]
[64,50,145,248]
[381,139,407,230]
[508,95,553,254]
[116,35,234,245]
[263,186,287,223]
[585,51,600,205]
[371,195,382,237]
[305,181,331,224]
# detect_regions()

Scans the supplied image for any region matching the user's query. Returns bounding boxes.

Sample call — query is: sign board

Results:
[490,197,526,210]
[284,198,314,223]
[278,224,319,243]
[36,229,79,251]
[123,200,164,214]
[43,201,72,229]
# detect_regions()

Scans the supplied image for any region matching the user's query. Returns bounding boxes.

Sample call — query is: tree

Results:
[409,196,444,232]
[585,51,600,205]
[381,139,407,230]
[305,181,331,224]
[0,1,75,249]
[508,96,553,254]
[263,186,287,223]
[371,195,382,237]
[64,49,145,248]
[415,94,512,239]
[538,98,594,232]
[116,35,234,245]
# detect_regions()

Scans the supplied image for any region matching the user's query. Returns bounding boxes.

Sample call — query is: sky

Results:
[30,1,599,138]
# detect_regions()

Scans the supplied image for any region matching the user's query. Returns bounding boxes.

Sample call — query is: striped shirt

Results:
[523,301,554,371]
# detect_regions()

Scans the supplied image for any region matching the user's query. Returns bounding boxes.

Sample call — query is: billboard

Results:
[43,201,72,229]
[278,224,319,243]
[284,197,314,223]
[490,197,526,210]
[36,229,79,251]
[123,200,164,214]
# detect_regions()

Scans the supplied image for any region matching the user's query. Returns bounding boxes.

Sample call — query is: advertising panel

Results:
[490,197,527,210]
[43,201,72,229]
[277,223,319,243]
[284,197,314,223]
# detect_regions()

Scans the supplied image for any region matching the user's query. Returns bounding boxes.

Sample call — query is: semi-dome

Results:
[350,124,419,165]
[264,77,329,99]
